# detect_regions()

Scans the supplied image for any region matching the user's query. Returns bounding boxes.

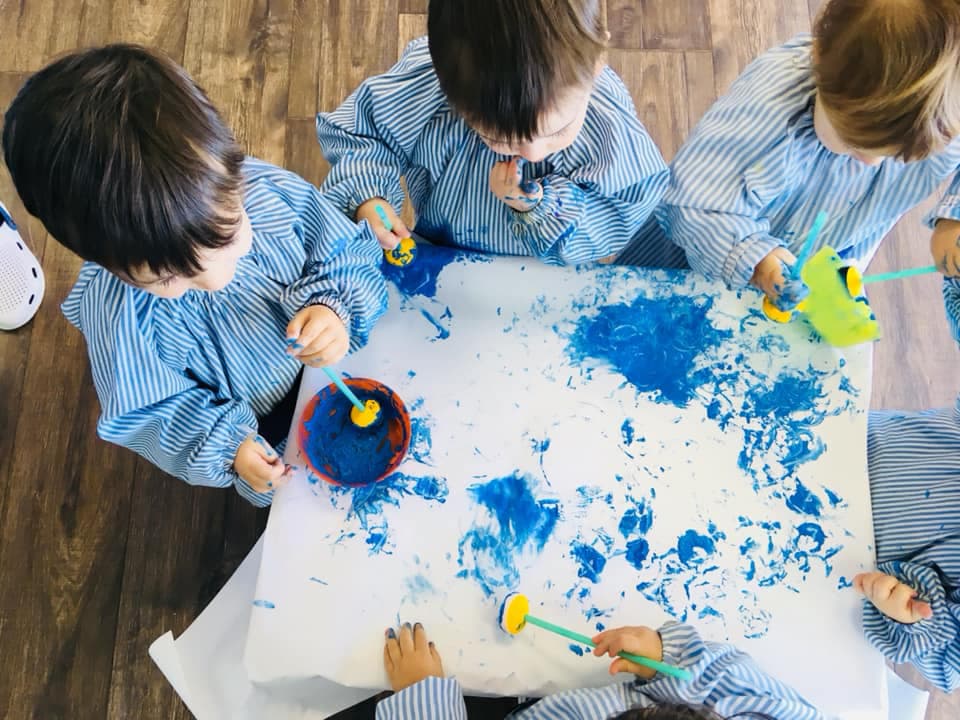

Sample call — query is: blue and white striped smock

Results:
[619,35,960,283]
[375,622,825,720]
[316,37,676,266]
[862,279,960,692]
[61,158,388,507]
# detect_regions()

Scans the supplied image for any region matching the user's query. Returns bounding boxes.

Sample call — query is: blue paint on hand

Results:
[456,473,560,596]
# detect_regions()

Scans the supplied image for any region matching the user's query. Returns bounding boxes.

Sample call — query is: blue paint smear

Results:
[837,576,853,589]
[568,644,585,657]
[330,473,448,554]
[382,238,490,299]
[618,499,653,538]
[571,542,607,583]
[308,577,328,585]
[625,538,650,570]
[252,600,275,609]
[457,473,560,596]
[565,294,733,407]
[786,481,823,517]
[409,415,433,464]
[621,418,635,445]
[677,530,716,565]
[420,307,452,340]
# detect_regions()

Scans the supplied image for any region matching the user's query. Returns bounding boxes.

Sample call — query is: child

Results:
[316,0,680,267]
[852,277,960,693]
[376,621,825,719]
[619,0,960,309]
[2,45,388,507]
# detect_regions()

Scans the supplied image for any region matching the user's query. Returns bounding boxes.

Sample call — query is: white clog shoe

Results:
[0,202,43,331]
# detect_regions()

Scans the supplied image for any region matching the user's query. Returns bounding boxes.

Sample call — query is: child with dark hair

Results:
[2,45,388,506]
[375,622,823,719]
[316,0,681,267]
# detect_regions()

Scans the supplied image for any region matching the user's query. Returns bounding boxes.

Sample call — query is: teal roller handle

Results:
[523,614,693,681]
[374,204,393,232]
[863,264,938,284]
[320,366,366,412]
[791,211,828,279]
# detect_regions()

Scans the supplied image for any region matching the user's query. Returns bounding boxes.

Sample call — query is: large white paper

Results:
[245,246,884,717]
[150,538,373,719]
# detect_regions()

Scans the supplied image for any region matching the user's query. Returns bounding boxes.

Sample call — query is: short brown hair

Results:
[3,44,244,276]
[813,0,960,161]
[428,0,607,143]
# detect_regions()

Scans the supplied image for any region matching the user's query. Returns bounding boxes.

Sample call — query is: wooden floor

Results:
[0,1,956,718]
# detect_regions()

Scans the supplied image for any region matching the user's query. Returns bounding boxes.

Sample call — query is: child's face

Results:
[122,209,253,299]
[474,80,595,163]
[813,97,894,166]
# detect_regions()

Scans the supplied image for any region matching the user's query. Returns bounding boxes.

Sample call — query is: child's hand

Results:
[356,199,411,250]
[591,625,663,680]
[751,247,810,311]
[234,434,291,493]
[854,572,933,624]
[383,622,444,692]
[490,157,543,213]
[285,305,349,367]
[930,219,960,276]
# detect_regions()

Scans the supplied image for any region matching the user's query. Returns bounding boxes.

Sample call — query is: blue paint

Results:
[565,294,733,407]
[329,473,448,554]
[568,644,585,657]
[382,235,490,298]
[744,373,822,417]
[618,499,653,538]
[409,414,433,464]
[308,577,328,585]
[786,481,823,517]
[571,542,607,583]
[420,308,452,340]
[301,383,409,486]
[677,530,716,565]
[624,537,650,570]
[837,576,853,589]
[620,419,635,445]
[824,488,843,506]
[457,473,560,596]
[252,600,275,609]
[595,622,606,632]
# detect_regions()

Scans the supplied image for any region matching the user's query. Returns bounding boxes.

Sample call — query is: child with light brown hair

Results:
[620,0,960,692]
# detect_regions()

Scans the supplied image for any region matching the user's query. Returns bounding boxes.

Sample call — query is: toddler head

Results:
[428,0,607,162]
[3,44,249,298]
[813,0,960,163]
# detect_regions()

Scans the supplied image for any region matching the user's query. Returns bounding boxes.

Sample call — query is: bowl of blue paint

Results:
[298,378,411,487]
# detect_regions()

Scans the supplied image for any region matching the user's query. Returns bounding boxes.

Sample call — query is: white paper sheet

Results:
[150,538,374,719]
[244,246,885,718]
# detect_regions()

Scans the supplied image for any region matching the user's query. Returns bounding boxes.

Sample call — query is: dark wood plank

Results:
[287,0,325,120]
[640,0,711,50]
[398,0,426,13]
[285,118,332,186]
[683,50,717,129]
[608,0,643,49]
[708,0,811,93]
[0,1,84,71]
[77,0,192,60]
[608,50,689,162]
[398,13,428,54]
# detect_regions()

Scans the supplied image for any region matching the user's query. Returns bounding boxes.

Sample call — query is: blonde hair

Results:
[813,0,960,160]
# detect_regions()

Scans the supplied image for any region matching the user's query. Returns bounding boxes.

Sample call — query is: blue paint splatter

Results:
[837,576,853,589]
[382,237,490,298]
[568,644,585,657]
[329,473,448,554]
[308,577,328,585]
[457,474,560,596]
[252,600,275,609]
[625,537,650,570]
[571,542,607,583]
[618,499,653,538]
[565,294,733,406]
[786,481,823,517]
[677,530,716,565]
[420,308,452,340]
[620,419,635,445]
[409,414,433,464]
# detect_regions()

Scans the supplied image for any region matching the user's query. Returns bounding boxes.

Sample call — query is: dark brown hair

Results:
[2,44,245,277]
[813,0,960,160]
[427,0,607,143]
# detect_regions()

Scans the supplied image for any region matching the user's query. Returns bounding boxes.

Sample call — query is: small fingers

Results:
[413,622,428,651]
[385,628,401,665]
[398,622,415,654]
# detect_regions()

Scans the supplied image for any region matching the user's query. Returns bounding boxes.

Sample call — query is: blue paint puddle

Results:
[568,644,585,657]
[786,480,823,517]
[571,542,607,583]
[329,473,449,554]
[382,241,490,299]
[252,600,275,609]
[457,473,561,596]
[565,293,733,406]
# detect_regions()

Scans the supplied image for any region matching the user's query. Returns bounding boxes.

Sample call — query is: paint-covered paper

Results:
[245,245,883,718]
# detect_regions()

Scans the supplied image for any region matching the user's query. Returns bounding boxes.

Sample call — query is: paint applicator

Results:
[376,204,418,267]
[320,366,382,429]
[497,592,693,681]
